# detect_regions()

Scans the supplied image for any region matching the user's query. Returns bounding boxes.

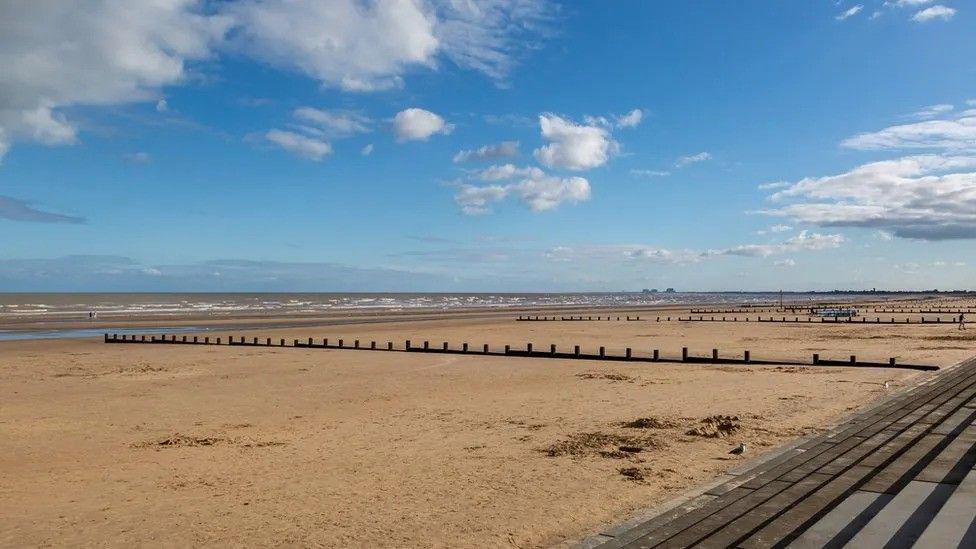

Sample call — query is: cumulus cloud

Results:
[756,224,793,235]
[758,181,790,190]
[675,151,712,168]
[544,231,842,265]
[0,196,85,224]
[841,110,976,150]
[0,1,554,159]
[533,114,617,170]
[0,1,231,161]
[912,5,956,22]
[392,108,453,141]
[631,169,671,178]
[910,103,954,119]
[360,143,374,156]
[454,165,590,214]
[762,154,976,240]
[293,107,372,136]
[265,129,332,161]
[225,0,555,92]
[836,5,864,20]
[453,141,519,163]
[615,109,643,128]
[716,231,845,257]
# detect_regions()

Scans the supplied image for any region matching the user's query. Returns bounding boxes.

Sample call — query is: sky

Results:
[1,0,975,292]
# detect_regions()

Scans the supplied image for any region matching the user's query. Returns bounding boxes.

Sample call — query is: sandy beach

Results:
[3,299,974,547]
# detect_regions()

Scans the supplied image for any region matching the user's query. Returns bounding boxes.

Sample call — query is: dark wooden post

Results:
[550,344,556,355]
[850,355,856,365]
[653,349,659,360]
[355,340,360,348]
[626,347,632,359]
[267,337,272,346]
[339,339,344,348]
[406,339,412,350]
[280,338,285,346]
[504,345,510,354]
[483,344,489,353]
[599,346,605,357]
[889,357,896,367]
[442,342,448,351]
[253,337,258,345]
[526,343,533,353]
[422,341,428,350]
[682,347,688,361]
[712,349,718,362]
[371,341,376,349]
[104,333,109,343]
[462,343,468,352]
[388,342,393,350]
[308,337,313,346]
[574,345,580,356]
[744,350,750,363]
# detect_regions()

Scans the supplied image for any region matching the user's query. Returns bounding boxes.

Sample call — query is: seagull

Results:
[729,443,747,456]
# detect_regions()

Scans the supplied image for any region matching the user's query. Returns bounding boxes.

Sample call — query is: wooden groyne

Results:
[517,315,965,325]
[103,333,937,371]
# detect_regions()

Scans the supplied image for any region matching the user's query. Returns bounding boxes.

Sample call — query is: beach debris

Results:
[543,431,661,458]
[140,434,226,448]
[576,371,634,382]
[618,467,648,482]
[620,416,678,429]
[729,443,747,455]
[686,415,741,438]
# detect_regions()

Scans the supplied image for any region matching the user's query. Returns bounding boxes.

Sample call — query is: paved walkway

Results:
[587,356,976,548]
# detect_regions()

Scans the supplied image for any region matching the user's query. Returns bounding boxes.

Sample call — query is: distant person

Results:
[960,313,966,331]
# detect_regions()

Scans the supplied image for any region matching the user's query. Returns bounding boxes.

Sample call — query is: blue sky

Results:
[1,0,975,291]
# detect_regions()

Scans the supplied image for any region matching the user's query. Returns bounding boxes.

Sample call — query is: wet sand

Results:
[1,308,974,547]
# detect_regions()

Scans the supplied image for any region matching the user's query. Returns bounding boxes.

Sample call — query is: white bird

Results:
[729,443,746,455]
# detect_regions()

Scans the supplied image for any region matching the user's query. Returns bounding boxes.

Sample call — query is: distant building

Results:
[665,287,676,293]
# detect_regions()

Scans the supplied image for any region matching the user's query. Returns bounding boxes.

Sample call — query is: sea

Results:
[0,291,890,319]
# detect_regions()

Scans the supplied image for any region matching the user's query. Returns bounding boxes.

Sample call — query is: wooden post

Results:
[682,347,688,361]
[462,343,468,352]
[889,357,896,367]
[388,342,393,350]
[339,339,344,348]
[267,338,272,346]
[550,344,556,355]
[324,338,329,346]
[712,349,718,362]
[104,333,109,343]
[744,350,750,363]
[505,345,510,354]
[599,346,605,357]
[850,355,856,365]
[653,349,659,360]
[423,341,428,350]
[280,339,285,346]
[406,340,411,350]
[371,341,376,349]
[574,345,580,356]
[182,336,187,343]
[626,347,632,358]
[483,344,489,353]
[527,343,533,353]
[253,337,258,345]
[442,342,448,351]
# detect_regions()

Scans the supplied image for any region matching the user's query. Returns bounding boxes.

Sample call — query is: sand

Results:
[2,307,974,547]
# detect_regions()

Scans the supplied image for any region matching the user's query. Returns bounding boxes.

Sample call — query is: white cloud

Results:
[631,169,671,178]
[762,154,976,240]
[910,103,954,119]
[155,99,168,112]
[841,111,976,150]
[874,230,895,241]
[360,143,374,156]
[123,152,152,164]
[757,224,794,235]
[675,151,712,168]
[615,109,643,128]
[758,181,790,190]
[774,259,796,267]
[225,0,554,92]
[265,129,332,161]
[716,231,845,257]
[294,107,372,136]
[0,1,231,160]
[533,114,617,171]
[453,141,519,163]
[912,5,956,22]
[836,5,864,20]
[454,168,590,214]
[392,108,453,142]
[891,0,934,6]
